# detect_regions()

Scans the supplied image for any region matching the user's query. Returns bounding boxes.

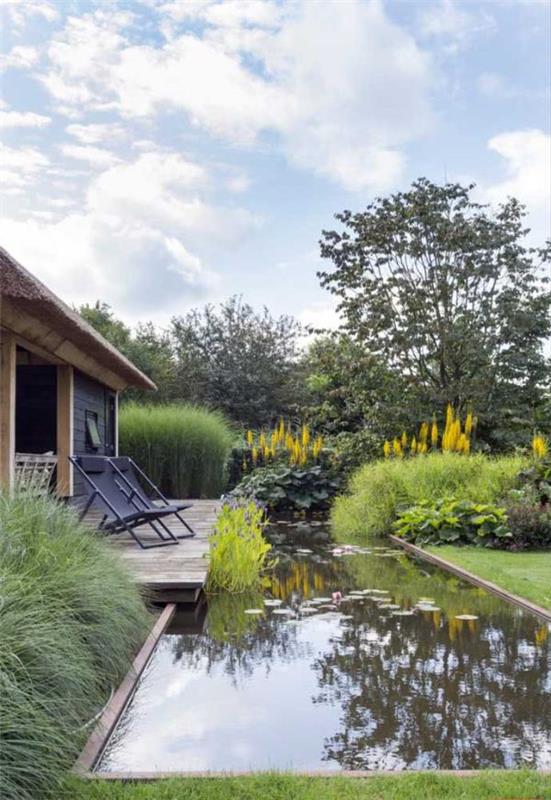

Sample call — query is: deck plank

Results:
[84,500,220,596]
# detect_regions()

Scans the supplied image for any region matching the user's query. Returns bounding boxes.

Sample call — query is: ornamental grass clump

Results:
[0,490,150,800]
[332,451,525,541]
[206,501,275,593]
[119,402,234,498]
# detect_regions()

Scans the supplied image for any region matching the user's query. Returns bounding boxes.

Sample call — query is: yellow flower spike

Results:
[246,429,254,447]
[532,433,548,459]
[383,440,391,458]
[259,432,267,449]
[465,411,474,437]
[252,446,258,464]
[278,419,285,440]
[401,431,408,449]
[271,431,278,449]
[446,403,454,428]
[419,422,429,445]
[431,417,439,448]
[410,435,417,454]
[301,424,310,448]
[393,438,403,458]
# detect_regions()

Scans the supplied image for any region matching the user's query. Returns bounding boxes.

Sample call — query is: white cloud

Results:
[0,45,39,70]
[66,122,126,144]
[38,0,434,191]
[226,173,251,193]
[0,110,51,128]
[0,0,58,28]
[60,144,121,166]
[484,129,551,243]
[0,151,260,317]
[418,0,495,52]
[299,302,340,332]
[0,143,49,189]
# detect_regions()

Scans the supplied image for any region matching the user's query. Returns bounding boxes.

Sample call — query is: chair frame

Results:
[69,456,195,550]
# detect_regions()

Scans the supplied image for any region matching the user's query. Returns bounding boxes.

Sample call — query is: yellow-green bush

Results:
[331,452,525,542]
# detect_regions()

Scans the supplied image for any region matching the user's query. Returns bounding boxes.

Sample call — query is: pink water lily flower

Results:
[332,591,342,604]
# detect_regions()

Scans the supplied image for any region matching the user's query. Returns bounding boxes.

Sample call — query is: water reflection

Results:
[98,524,551,772]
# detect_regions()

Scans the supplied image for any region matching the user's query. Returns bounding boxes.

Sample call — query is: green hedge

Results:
[0,491,150,800]
[119,403,234,498]
[331,452,525,542]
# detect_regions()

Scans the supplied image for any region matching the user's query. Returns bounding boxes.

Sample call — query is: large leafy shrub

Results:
[393,498,512,548]
[332,452,525,541]
[206,501,274,593]
[0,491,150,800]
[119,403,234,498]
[231,464,341,514]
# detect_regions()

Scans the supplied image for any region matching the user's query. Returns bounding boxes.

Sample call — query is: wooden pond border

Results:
[389,535,551,623]
[75,542,551,782]
[74,602,177,775]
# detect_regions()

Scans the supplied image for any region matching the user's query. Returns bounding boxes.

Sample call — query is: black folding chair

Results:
[70,456,195,550]
[109,456,196,538]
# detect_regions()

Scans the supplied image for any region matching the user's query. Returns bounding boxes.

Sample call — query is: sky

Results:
[1,0,550,330]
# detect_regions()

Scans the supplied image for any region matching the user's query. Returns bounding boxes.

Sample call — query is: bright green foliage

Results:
[0,491,150,800]
[332,452,525,541]
[231,464,341,514]
[428,547,551,610]
[206,502,274,593]
[119,403,234,498]
[393,498,511,548]
[62,770,551,800]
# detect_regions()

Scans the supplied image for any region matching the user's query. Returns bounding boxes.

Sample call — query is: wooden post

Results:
[0,330,16,492]
[57,365,74,496]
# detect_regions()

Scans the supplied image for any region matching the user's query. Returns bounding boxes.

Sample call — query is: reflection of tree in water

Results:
[313,603,551,769]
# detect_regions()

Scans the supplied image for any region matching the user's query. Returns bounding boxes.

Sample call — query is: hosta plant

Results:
[393,497,512,548]
[230,464,341,514]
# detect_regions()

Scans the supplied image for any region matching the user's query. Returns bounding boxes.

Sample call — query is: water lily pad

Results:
[392,610,415,616]
[296,548,313,554]
[379,603,400,610]
[299,607,318,615]
[272,608,295,616]
[419,597,435,603]
[455,614,479,621]
[264,599,283,607]
[244,609,264,615]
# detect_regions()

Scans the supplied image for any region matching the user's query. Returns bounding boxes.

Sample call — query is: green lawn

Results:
[427,547,551,610]
[62,772,551,800]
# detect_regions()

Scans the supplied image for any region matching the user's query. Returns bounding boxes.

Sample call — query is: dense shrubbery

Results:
[206,501,274,593]
[231,464,341,514]
[119,403,234,498]
[393,498,512,548]
[331,452,524,541]
[0,492,150,800]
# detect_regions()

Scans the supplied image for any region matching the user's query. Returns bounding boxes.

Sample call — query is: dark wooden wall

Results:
[73,370,116,497]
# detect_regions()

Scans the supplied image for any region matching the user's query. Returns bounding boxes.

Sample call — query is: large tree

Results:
[319,179,551,442]
[170,296,305,427]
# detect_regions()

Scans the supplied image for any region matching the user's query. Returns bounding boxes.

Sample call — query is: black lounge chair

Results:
[70,455,196,549]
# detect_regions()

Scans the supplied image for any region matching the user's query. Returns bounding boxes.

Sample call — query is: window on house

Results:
[85,411,102,450]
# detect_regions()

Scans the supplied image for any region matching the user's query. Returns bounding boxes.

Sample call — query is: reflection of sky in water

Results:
[99,525,551,772]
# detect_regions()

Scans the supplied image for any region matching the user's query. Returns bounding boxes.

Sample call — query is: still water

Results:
[99,523,551,772]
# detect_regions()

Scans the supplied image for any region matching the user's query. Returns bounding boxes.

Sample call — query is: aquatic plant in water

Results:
[206,500,276,593]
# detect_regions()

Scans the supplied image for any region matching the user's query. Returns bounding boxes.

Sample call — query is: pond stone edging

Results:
[389,535,551,623]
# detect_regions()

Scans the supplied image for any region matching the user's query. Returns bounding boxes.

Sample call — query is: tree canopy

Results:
[318,179,551,436]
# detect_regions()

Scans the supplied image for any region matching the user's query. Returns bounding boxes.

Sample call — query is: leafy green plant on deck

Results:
[230,464,341,514]
[393,498,512,548]
[206,501,275,593]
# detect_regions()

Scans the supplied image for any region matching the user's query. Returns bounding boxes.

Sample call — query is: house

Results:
[0,246,155,497]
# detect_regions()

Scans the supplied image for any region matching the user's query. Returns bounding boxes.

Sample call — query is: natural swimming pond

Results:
[98,523,551,772]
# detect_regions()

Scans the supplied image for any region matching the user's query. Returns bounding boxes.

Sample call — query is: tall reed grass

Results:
[0,491,150,800]
[119,403,234,498]
[332,452,526,542]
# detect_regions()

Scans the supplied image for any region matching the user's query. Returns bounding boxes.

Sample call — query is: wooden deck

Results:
[85,500,220,603]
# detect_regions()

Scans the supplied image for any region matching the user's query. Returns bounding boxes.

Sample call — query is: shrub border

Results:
[74,603,176,776]
[389,535,551,623]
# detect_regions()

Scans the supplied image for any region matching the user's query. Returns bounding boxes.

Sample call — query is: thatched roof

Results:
[0,246,156,391]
